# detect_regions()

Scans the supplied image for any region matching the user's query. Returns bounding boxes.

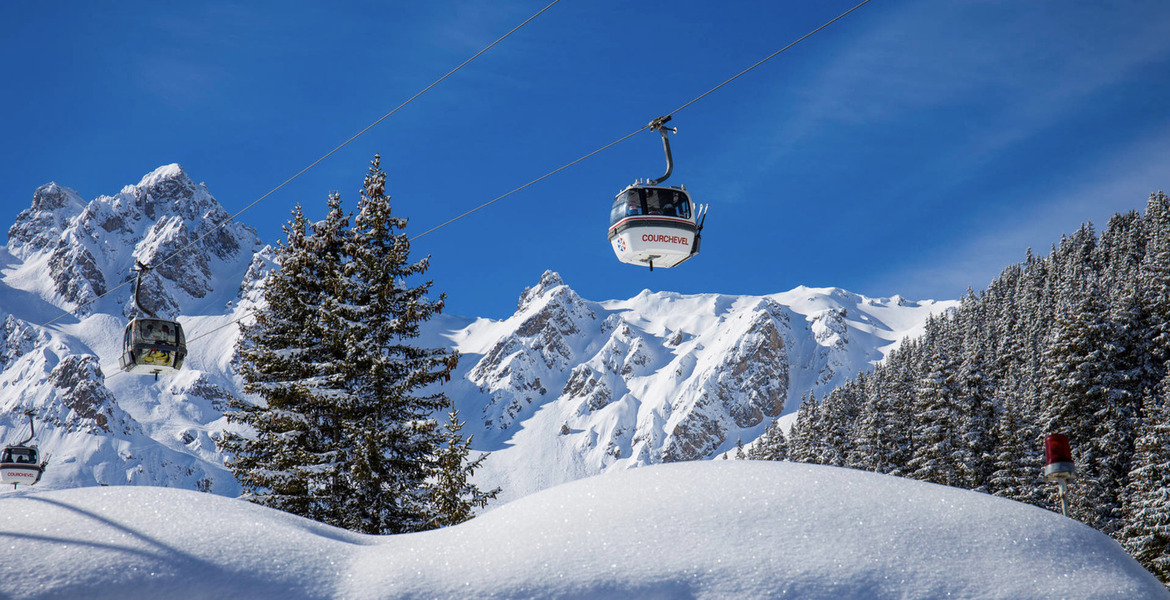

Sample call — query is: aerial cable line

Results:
[665,0,872,117]
[411,126,649,240]
[410,0,874,240]
[41,0,563,333]
[118,0,873,368]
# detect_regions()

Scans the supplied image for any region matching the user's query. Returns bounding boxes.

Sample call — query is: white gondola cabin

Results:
[609,115,706,269]
[0,445,42,486]
[608,184,705,269]
[2,411,44,487]
[120,317,187,376]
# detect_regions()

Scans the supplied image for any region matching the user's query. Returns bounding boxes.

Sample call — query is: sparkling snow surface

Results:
[1,461,1164,599]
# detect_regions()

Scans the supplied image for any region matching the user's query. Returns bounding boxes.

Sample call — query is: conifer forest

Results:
[759,192,1170,582]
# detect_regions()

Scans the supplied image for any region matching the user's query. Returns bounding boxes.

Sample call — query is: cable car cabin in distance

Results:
[609,184,705,269]
[1,445,42,486]
[2,410,43,487]
[120,317,187,377]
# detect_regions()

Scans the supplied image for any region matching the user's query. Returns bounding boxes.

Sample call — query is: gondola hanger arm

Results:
[648,115,678,186]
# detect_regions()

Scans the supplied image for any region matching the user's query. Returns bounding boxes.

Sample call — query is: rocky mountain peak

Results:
[517,270,565,311]
[470,271,600,431]
[6,165,259,315]
[33,182,85,212]
[128,164,207,222]
[7,183,87,258]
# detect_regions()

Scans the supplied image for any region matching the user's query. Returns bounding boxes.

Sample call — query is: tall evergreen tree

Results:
[906,321,965,487]
[430,409,500,528]
[226,157,495,534]
[222,200,350,523]
[848,375,896,473]
[786,394,817,463]
[986,378,1048,508]
[1141,192,1170,389]
[320,155,462,533]
[957,309,997,491]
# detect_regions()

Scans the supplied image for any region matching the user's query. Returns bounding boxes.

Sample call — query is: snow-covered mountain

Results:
[0,165,957,503]
[442,270,956,503]
[1,165,262,496]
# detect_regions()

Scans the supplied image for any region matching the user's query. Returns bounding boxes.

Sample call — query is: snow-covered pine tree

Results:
[812,390,852,467]
[957,300,997,492]
[223,200,351,523]
[905,318,965,488]
[1120,376,1170,582]
[848,372,901,474]
[1140,192,1170,390]
[884,347,923,478]
[326,155,478,534]
[986,377,1046,508]
[785,393,816,463]
[228,157,495,534]
[429,409,500,528]
[746,418,788,461]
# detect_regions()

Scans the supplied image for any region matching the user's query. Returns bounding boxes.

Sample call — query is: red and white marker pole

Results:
[1043,433,1076,517]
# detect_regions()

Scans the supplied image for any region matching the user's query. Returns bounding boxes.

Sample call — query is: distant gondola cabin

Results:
[0,446,42,486]
[120,317,187,376]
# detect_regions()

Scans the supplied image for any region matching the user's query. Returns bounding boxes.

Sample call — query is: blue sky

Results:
[4,1,1170,319]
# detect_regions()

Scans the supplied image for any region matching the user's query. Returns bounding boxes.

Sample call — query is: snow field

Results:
[1,461,1164,599]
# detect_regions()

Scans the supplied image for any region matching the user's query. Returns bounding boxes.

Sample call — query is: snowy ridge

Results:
[1,461,1164,599]
[0,166,955,507]
[449,272,957,504]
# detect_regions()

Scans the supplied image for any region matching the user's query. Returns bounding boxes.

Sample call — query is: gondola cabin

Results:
[608,185,705,269]
[120,317,187,377]
[0,445,42,486]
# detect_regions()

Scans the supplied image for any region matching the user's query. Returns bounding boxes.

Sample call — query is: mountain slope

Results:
[443,271,956,503]
[0,166,955,505]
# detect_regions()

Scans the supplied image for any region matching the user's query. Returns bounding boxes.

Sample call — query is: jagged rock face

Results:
[562,364,612,412]
[812,307,848,348]
[660,299,790,462]
[237,246,276,305]
[7,183,88,258]
[715,300,789,427]
[8,184,107,312]
[809,307,851,386]
[45,356,127,435]
[461,278,957,505]
[1,314,44,370]
[6,164,259,316]
[470,270,596,430]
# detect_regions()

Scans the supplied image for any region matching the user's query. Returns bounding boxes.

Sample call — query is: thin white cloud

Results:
[873,124,1170,300]
[710,0,1170,203]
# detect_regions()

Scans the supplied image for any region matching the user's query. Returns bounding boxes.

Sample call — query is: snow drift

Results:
[1,461,1164,599]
